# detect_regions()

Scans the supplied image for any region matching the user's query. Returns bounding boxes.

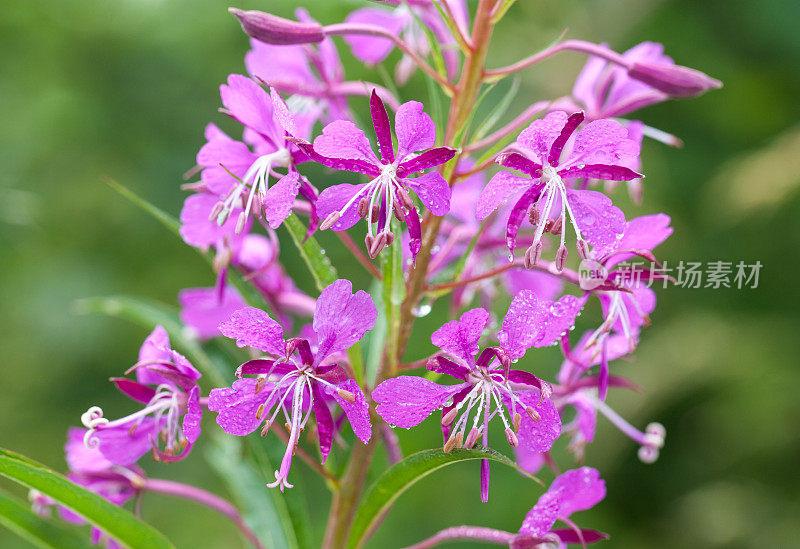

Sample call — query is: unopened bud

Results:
[229,8,325,45]
[525,241,543,269]
[465,428,481,449]
[319,211,341,231]
[513,412,522,433]
[576,238,590,260]
[555,245,568,272]
[504,428,519,447]
[442,407,459,427]
[337,388,356,404]
[628,61,722,98]
[525,406,541,422]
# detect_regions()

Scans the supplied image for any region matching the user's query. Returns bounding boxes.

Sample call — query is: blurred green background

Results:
[1,0,799,547]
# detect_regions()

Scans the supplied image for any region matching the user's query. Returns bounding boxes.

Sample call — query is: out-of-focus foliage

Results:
[1,0,798,547]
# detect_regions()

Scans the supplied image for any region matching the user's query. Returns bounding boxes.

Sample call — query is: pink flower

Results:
[477,111,641,270]
[81,326,203,465]
[295,91,456,260]
[207,279,375,491]
[373,290,585,501]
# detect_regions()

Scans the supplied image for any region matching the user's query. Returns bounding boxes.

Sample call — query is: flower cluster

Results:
[34,3,720,548]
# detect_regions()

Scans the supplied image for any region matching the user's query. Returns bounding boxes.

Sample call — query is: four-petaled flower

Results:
[373,290,584,501]
[295,90,456,260]
[477,111,641,271]
[81,326,203,465]
[208,279,375,491]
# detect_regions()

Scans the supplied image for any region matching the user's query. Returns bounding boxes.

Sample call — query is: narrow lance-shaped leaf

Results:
[346,447,541,549]
[383,218,406,372]
[0,449,175,549]
[0,489,92,549]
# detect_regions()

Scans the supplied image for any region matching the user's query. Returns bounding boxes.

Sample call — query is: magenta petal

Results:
[504,270,563,303]
[549,467,606,518]
[512,390,561,454]
[344,8,404,65]
[327,379,372,444]
[397,147,456,178]
[220,74,280,145]
[498,291,585,359]
[93,418,158,466]
[405,206,422,261]
[427,355,470,380]
[565,189,626,248]
[480,458,490,503]
[373,377,469,428]
[111,378,157,404]
[268,87,297,136]
[517,111,570,165]
[246,40,316,89]
[601,213,672,266]
[182,386,203,444]
[551,528,609,545]
[559,163,642,181]
[312,383,335,462]
[179,285,247,341]
[506,185,542,251]
[313,120,379,165]
[263,171,300,229]
[572,52,609,114]
[476,171,532,221]
[313,279,377,360]
[136,326,179,387]
[395,101,436,160]
[317,184,368,231]
[519,489,561,538]
[548,111,585,166]
[179,192,246,249]
[431,308,490,363]
[370,90,395,164]
[208,378,280,436]
[65,428,114,473]
[564,118,640,167]
[219,307,285,356]
[403,172,451,216]
[497,152,543,178]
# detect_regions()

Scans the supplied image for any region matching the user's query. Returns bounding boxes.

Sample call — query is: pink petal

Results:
[317,184,368,231]
[373,377,469,429]
[327,379,372,444]
[313,279,377,360]
[548,467,606,518]
[404,172,451,216]
[312,383,335,461]
[512,390,562,454]
[519,488,561,538]
[565,189,626,248]
[313,120,379,165]
[111,378,156,404]
[179,286,247,341]
[246,40,316,89]
[182,386,203,444]
[263,171,300,229]
[395,101,436,160]
[343,8,405,65]
[65,428,114,473]
[431,308,489,363]
[563,118,640,168]
[220,74,281,146]
[207,378,280,436]
[397,146,456,177]
[219,307,285,356]
[517,111,569,165]
[476,172,532,220]
[179,192,247,249]
[93,418,158,466]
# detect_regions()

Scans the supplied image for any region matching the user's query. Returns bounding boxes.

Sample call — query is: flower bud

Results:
[628,61,721,98]
[229,8,325,45]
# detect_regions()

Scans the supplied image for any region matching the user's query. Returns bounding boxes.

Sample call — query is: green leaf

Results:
[72,295,230,387]
[362,278,387,385]
[206,436,296,549]
[346,447,541,548]
[0,449,174,549]
[0,489,92,549]
[283,214,338,292]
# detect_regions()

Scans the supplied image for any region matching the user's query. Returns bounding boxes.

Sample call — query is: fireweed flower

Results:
[296,90,456,260]
[30,428,144,549]
[477,111,641,271]
[344,0,468,84]
[81,326,203,464]
[208,279,374,491]
[374,290,584,501]
[193,75,318,234]
[581,213,673,397]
